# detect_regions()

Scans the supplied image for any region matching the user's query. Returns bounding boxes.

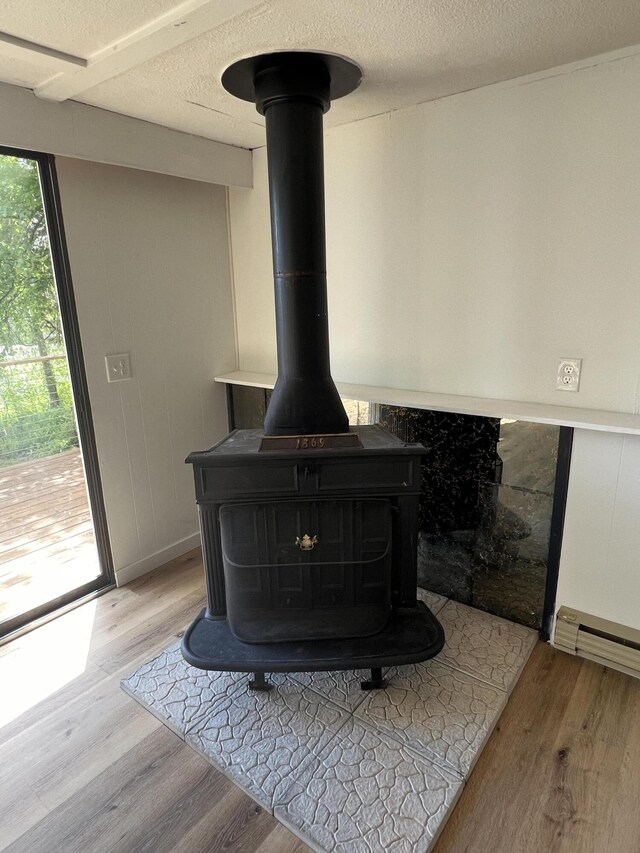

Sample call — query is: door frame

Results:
[0,146,114,640]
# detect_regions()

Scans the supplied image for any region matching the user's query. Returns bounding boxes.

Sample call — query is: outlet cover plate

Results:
[556,358,582,392]
[105,353,132,382]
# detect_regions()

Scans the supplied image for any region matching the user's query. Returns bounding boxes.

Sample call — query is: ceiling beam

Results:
[0,81,252,188]
[0,31,86,71]
[35,0,265,103]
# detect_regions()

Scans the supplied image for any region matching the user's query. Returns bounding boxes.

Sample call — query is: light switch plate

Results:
[105,353,132,382]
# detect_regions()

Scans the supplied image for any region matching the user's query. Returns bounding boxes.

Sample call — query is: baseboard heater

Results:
[555,606,640,679]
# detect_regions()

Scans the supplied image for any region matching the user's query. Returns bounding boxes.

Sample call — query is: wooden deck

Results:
[0,448,100,625]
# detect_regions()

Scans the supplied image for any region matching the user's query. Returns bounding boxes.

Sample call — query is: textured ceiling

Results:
[2,0,640,149]
[0,0,181,56]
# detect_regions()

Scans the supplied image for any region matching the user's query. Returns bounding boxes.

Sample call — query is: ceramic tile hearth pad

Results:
[275,718,463,853]
[186,679,350,810]
[354,660,507,779]
[286,668,382,713]
[122,592,537,851]
[417,588,448,616]
[436,599,538,691]
[120,641,245,736]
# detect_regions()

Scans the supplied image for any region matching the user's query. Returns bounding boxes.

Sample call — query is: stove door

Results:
[219,498,392,643]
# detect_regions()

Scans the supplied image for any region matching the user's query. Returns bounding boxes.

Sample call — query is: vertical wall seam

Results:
[136,379,159,551]
[604,436,626,578]
[163,377,180,512]
[225,184,240,372]
[633,370,640,414]
[100,206,142,563]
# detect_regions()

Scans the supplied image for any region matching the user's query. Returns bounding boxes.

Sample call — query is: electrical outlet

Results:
[105,353,132,382]
[556,358,581,392]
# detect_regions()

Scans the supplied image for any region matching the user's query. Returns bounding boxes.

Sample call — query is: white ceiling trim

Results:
[34,0,264,103]
[0,81,252,188]
[0,31,86,71]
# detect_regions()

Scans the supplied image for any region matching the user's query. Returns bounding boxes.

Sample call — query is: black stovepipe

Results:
[223,52,361,436]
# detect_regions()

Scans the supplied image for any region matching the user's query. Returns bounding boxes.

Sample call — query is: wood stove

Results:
[181,51,444,690]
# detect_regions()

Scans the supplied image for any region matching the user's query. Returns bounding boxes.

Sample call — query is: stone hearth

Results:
[122,592,536,853]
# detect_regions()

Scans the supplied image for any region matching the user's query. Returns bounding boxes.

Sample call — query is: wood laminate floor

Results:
[0,549,638,853]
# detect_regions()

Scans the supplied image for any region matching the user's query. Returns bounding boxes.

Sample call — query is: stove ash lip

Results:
[221,51,362,438]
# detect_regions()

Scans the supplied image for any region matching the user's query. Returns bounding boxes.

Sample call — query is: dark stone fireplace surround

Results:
[225,383,573,641]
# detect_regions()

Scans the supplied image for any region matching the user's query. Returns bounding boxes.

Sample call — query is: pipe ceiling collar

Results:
[221,51,362,115]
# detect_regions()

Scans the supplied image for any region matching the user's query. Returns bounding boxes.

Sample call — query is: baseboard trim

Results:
[554,606,640,679]
[115,533,202,587]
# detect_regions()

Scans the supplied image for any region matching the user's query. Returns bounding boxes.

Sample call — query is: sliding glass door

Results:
[0,147,113,639]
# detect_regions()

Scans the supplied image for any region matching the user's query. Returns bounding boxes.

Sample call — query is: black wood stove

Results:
[181,51,444,691]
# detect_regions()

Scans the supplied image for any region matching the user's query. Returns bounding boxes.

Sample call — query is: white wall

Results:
[57,158,236,583]
[231,53,640,414]
[229,51,640,629]
[556,429,640,630]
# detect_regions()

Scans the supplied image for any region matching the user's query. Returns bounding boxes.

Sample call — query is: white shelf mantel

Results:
[215,371,640,436]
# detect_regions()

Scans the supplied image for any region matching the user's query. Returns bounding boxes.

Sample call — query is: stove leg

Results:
[360,667,387,691]
[249,671,272,691]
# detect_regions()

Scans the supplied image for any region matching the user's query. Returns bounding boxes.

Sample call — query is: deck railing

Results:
[0,354,78,468]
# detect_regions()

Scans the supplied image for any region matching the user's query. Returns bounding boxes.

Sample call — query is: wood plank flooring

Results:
[0,449,99,623]
[435,641,640,853]
[1,549,639,853]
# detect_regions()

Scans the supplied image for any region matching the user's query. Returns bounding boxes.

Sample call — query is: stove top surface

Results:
[188,425,422,463]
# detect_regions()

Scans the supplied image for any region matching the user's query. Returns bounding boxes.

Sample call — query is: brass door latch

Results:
[296,534,318,551]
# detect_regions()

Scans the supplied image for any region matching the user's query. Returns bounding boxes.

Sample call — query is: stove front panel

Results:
[189,427,425,647]
[220,498,392,643]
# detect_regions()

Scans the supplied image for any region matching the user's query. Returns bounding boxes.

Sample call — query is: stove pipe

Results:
[222,52,361,436]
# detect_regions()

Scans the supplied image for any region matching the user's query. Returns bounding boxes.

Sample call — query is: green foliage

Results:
[0,358,78,467]
[0,156,62,356]
[0,155,78,467]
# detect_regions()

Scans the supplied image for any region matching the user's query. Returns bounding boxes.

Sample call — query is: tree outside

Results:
[0,155,77,468]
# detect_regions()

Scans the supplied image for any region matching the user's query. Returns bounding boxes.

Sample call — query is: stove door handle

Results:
[296,534,318,551]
